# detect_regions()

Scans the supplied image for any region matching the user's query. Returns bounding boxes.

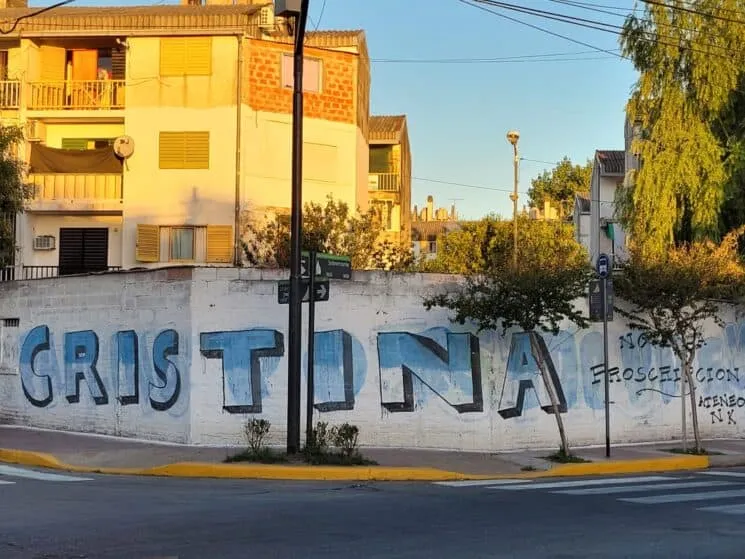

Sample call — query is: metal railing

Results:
[28,173,123,202]
[0,265,122,281]
[0,80,20,109]
[28,80,126,110]
[368,173,400,192]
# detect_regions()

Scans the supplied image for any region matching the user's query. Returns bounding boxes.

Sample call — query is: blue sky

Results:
[32,0,641,220]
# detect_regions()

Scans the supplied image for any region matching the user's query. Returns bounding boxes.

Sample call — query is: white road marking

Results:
[491,476,672,491]
[621,488,745,504]
[556,480,733,496]
[0,480,13,485]
[0,464,93,482]
[435,479,532,487]
[700,471,745,478]
[698,503,745,515]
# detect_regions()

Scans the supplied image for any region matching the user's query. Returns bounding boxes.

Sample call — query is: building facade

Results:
[368,115,411,247]
[588,149,626,265]
[0,0,371,278]
[410,195,460,260]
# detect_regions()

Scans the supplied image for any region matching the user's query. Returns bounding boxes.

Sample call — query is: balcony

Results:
[28,80,125,111]
[0,80,20,109]
[368,172,400,192]
[27,173,123,213]
[0,265,122,282]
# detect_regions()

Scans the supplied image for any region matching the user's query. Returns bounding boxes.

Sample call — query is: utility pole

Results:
[275,0,309,455]
[506,130,520,267]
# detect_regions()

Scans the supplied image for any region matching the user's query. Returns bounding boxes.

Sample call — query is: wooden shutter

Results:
[186,37,212,75]
[206,225,233,263]
[160,38,187,76]
[159,131,209,169]
[39,46,66,81]
[61,138,89,150]
[71,50,98,80]
[136,224,160,262]
[160,37,211,76]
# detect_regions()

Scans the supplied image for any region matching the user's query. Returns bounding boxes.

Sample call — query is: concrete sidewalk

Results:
[0,425,742,481]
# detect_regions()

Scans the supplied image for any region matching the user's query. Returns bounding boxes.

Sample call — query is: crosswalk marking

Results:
[0,480,13,485]
[435,479,531,487]
[556,480,733,496]
[0,465,93,482]
[620,488,745,504]
[698,503,745,515]
[491,475,672,491]
[701,471,745,478]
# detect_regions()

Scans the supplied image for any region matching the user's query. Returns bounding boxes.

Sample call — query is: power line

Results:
[371,49,619,64]
[313,0,327,31]
[0,0,75,34]
[639,0,745,25]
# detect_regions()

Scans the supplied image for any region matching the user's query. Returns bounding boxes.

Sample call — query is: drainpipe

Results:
[233,33,245,267]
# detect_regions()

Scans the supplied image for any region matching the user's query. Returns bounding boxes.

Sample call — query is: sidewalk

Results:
[0,425,742,481]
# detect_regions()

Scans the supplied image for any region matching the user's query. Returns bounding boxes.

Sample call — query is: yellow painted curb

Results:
[0,448,710,482]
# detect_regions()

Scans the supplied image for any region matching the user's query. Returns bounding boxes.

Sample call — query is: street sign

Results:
[277,279,330,305]
[301,251,352,280]
[596,253,611,279]
[589,279,613,322]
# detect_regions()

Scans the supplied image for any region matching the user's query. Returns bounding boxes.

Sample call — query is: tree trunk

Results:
[685,359,702,454]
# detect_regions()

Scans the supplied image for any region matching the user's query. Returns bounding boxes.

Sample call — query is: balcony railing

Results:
[368,172,400,192]
[0,80,20,109]
[29,173,122,202]
[0,265,122,282]
[28,80,125,110]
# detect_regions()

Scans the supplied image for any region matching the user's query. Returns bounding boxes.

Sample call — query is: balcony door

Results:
[58,227,108,276]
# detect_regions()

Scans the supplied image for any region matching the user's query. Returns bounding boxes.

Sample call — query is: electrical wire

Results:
[639,0,745,25]
[313,0,327,31]
[371,50,619,63]
[0,0,75,34]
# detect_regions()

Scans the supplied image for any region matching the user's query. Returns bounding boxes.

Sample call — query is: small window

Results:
[281,54,321,93]
[170,227,194,261]
[159,131,210,169]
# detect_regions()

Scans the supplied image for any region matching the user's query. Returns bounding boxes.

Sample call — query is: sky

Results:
[31,0,641,220]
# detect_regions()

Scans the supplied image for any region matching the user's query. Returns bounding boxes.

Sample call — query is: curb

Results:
[0,448,712,481]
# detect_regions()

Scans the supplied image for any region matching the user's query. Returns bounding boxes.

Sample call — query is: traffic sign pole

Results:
[596,253,612,459]
[305,250,317,450]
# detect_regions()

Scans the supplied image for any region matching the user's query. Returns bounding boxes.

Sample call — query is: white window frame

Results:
[280,53,322,93]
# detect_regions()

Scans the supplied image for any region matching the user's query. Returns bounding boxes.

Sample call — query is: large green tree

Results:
[243,195,412,271]
[527,156,592,218]
[0,125,29,266]
[619,1,745,257]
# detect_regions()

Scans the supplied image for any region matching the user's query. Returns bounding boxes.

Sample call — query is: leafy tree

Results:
[618,1,745,257]
[243,195,412,271]
[614,228,745,454]
[0,125,29,267]
[418,216,583,276]
[423,216,592,455]
[527,156,592,218]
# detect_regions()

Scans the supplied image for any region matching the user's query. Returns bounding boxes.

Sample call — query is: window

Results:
[280,54,321,93]
[58,228,109,276]
[159,131,210,169]
[369,146,394,174]
[159,37,212,77]
[170,227,194,261]
[61,138,115,150]
[372,200,394,231]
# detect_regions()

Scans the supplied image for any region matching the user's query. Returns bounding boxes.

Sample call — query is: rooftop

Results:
[595,150,625,176]
[370,115,406,142]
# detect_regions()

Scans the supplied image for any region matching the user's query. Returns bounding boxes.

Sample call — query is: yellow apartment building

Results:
[0,0,371,278]
[368,115,411,247]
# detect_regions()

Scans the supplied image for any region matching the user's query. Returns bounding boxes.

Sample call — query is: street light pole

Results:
[507,130,520,268]
[276,0,310,455]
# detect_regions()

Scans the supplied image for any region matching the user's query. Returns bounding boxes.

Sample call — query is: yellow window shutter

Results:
[206,225,233,263]
[136,224,160,262]
[159,131,186,169]
[160,38,187,76]
[184,131,209,169]
[186,37,212,75]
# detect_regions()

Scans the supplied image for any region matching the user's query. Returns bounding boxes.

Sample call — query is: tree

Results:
[614,228,745,454]
[0,125,29,267]
[618,2,745,257]
[527,156,592,218]
[423,216,592,455]
[243,195,412,271]
[418,216,583,275]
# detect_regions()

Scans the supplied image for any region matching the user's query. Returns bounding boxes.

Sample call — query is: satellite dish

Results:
[113,135,135,159]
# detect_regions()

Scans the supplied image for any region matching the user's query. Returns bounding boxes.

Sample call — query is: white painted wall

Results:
[1,267,744,451]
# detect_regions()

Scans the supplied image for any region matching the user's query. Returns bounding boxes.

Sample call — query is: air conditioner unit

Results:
[259,5,275,30]
[32,235,55,251]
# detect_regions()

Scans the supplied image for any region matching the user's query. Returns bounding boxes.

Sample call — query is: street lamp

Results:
[275,0,309,455]
[506,130,520,268]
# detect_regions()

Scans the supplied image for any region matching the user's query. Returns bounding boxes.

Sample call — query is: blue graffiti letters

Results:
[377,329,483,413]
[150,329,181,412]
[64,330,108,405]
[116,330,139,405]
[19,325,53,408]
[314,330,356,412]
[200,329,284,413]
[498,331,567,419]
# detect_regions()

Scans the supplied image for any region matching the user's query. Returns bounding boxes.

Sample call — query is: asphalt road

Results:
[3,465,745,558]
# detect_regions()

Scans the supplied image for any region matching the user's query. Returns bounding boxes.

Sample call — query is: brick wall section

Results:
[244,39,356,124]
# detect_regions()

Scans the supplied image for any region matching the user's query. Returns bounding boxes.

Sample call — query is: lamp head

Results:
[506,130,520,146]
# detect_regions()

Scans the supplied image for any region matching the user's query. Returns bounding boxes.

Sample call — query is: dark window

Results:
[369,146,394,174]
[111,47,126,80]
[58,228,108,276]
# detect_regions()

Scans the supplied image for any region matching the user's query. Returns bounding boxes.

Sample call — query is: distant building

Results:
[410,195,460,260]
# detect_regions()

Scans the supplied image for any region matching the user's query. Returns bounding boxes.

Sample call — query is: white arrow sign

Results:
[316,283,327,299]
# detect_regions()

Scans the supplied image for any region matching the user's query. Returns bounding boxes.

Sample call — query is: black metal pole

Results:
[286,0,309,455]
[305,250,316,450]
[602,276,611,458]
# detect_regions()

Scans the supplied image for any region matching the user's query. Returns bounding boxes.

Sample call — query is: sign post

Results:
[305,250,318,451]
[596,252,612,458]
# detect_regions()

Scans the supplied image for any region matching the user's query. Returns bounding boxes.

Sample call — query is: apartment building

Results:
[367,115,411,247]
[410,195,460,260]
[0,0,370,279]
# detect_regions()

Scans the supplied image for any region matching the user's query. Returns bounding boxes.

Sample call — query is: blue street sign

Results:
[596,253,610,279]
